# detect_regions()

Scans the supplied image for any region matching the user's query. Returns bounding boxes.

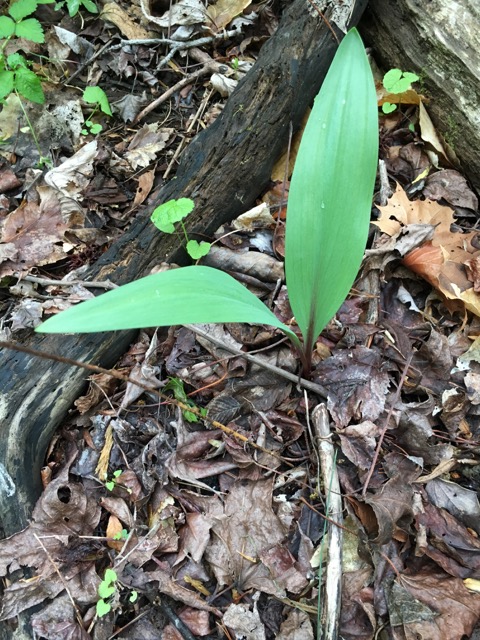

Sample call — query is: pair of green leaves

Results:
[37,29,378,374]
[151,198,211,260]
[382,68,419,114]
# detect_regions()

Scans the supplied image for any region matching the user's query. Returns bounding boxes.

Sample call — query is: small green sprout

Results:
[151,198,211,260]
[55,0,98,17]
[163,377,207,423]
[382,68,419,114]
[81,86,112,135]
[97,568,117,617]
[105,469,123,492]
[113,528,129,541]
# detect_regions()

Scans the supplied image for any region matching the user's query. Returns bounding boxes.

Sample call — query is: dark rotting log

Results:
[0,0,368,541]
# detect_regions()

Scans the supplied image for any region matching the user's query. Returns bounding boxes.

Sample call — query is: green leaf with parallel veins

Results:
[14,66,44,103]
[0,16,16,38]
[36,265,300,348]
[9,0,38,21]
[15,18,44,43]
[0,71,15,100]
[284,29,378,355]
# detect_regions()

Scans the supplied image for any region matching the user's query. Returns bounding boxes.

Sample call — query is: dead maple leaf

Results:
[374,183,480,316]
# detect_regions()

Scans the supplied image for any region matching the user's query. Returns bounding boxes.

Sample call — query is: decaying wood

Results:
[360,0,480,194]
[0,0,368,541]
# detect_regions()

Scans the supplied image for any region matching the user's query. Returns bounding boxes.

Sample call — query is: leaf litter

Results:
[2,2,480,639]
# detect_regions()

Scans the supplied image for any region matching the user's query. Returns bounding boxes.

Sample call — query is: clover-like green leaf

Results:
[186,239,211,260]
[383,68,419,94]
[96,599,111,617]
[151,198,194,234]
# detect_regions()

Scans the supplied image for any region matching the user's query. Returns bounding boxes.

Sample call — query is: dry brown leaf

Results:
[101,2,152,39]
[375,183,480,317]
[206,0,252,31]
[0,188,70,276]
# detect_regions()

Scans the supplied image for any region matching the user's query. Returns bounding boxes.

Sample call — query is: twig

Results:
[134,53,226,123]
[17,274,118,290]
[0,340,298,462]
[185,324,328,398]
[311,404,343,640]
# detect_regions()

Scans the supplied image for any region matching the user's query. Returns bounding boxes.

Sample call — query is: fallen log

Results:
[0,0,368,542]
[359,0,480,195]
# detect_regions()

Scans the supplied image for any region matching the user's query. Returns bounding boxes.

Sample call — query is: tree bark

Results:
[359,0,480,194]
[0,0,368,539]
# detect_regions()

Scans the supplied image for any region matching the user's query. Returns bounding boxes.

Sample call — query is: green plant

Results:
[0,0,55,104]
[81,86,112,135]
[55,0,98,17]
[163,377,208,423]
[150,198,211,260]
[97,568,117,617]
[37,29,378,376]
[104,469,123,491]
[381,68,419,114]
[96,568,138,617]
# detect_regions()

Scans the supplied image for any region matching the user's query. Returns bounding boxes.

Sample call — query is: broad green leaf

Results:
[83,85,112,116]
[96,599,111,617]
[284,28,378,353]
[9,0,38,21]
[66,0,80,17]
[186,239,211,259]
[0,16,16,38]
[14,66,44,103]
[81,0,98,13]
[15,17,44,43]
[0,71,15,100]
[36,266,300,346]
[151,198,194,233]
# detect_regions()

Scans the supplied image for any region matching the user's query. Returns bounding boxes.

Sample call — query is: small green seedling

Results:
[113,528,129,541]
[382,68,419,114]
[105,469,123,492]
[163,377,207,423]
[81,86,112,135]
[97,568,117,617]
[37,29,378,377]
[55,0,98,17]
[151,198,211,260]
[0,0,55,104]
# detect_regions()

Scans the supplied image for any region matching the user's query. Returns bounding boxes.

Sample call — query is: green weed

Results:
[37,29,379,377]
[382,68,419,114]
[151,198,211,260]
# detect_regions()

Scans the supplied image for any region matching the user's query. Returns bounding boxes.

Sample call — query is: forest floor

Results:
[1,1,480,639]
